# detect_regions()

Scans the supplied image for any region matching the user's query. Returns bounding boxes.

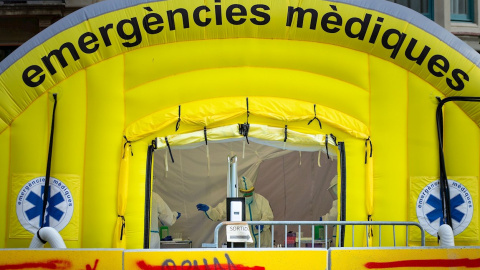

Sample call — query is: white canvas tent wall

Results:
[152,129,338,247]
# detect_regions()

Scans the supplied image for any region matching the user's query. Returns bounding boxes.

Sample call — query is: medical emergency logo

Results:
[416,179,473,236]
[16,177,74,233]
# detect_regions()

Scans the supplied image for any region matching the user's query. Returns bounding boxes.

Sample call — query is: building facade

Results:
[1,0,479,61]
[387,0,480,51]
[0,0,99,61]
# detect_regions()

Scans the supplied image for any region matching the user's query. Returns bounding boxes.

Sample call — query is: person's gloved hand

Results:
[176,212,181,219]
[255,225,264,232]
[196,203,209,212]
[162,235,172,241]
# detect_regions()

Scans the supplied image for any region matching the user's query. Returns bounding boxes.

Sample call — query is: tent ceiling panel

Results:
[124,39,370,92]
[125,67,370,127]
[155,124,339,154]
[125,96,370,142]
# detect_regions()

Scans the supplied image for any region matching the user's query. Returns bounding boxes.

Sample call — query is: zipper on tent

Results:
[165,137,174,163]
[204,127,210,176]
[143,141,155,249]
[338,142,347,247]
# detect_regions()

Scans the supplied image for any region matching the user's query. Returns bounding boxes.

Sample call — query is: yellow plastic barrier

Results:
[0,249,123,270]
[330,247,480,269]
[124,249,327,270]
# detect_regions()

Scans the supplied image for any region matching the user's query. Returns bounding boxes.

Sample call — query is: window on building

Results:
[387,0,434,20]
[451,0,474,22]
[0,46,19,62]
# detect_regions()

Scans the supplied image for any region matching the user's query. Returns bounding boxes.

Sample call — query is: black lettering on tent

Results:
[447,69,469,91]
[368,17,384,44]
[226,4,247,25]
[167,8,190,31]
[250,4,270,25]
[117,18,142,47]
[345,14,372,40]
[41,42,80,75]
[99,23,114,47]
[193,6,211,27]
[428,54,449,77]
[22,65,45,87]
[286,6,318,30]
[381,29,406,59]
[215,1,223,25]
[143,8,165,34]
[78,32,100,54]
[404,38,431,65]
[321,5,342,33]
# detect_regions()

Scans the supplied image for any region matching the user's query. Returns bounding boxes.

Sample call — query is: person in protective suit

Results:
[196,176,274,247]
[150,192,181,248]
[321,175,338,221]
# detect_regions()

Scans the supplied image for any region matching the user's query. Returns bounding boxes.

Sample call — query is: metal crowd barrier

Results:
[202,221,425,248]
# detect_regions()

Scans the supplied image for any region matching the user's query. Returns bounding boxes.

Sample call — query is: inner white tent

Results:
[151,128,338,248]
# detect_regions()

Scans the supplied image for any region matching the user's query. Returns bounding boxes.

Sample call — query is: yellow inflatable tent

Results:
[0,0,479,249]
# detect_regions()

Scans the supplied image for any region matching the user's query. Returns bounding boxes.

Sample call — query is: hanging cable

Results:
[283,125,288,149]
[204,126,208,146]
[246,97,250,123]
[308,104,322,129]
[175,105,181,132]
[435,96,480,227]
[41,93,58,228]
[365,137,373,164]
[325,135,330,160]
[204,127,210,175]
[165,137,174,163]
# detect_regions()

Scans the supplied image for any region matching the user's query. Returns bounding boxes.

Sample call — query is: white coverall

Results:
[321,200,338,221]
[205,193,274,247]
[322,176,338,221]
[150,192,179,248]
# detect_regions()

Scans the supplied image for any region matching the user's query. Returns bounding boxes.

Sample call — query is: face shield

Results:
[239,176,255,204]
[244,192,254,204]
[327,176,338,200]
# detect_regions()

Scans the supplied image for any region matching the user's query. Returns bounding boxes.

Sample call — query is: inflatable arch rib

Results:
[1,0,480,248]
